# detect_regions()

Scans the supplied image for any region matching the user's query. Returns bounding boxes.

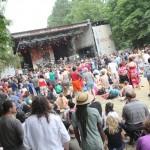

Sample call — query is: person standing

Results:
[70,67,82,93]
[100,71,110,90]
[127,57,140,88]
[144,58,150,96]
[143,51,150,64]
[23,96,70,150]
[83,68,95,96]
[61,69,70,91]
[38,75,47,96]
[108,59,119,84]
[31,75,40,95]
[72,92,105,150]
[0,100,26,150]
[49,69,56,86]
[118,63,129,84]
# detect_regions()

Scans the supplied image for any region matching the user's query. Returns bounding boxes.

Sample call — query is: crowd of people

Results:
[0,47,150,150]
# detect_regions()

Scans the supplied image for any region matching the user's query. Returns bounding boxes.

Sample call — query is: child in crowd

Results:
[104,116,125,150]
[102,102,119,130]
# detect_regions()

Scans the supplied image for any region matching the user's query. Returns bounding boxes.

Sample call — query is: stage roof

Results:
[11,22,89,39]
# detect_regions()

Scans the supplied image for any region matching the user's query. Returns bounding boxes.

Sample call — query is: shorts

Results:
[40,86,47,95]
[111,72,119,81]
[86,82,95,90]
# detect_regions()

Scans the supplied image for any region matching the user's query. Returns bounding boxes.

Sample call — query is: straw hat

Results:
[76,92,94,105]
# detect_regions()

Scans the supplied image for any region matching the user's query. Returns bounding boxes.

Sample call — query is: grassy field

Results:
[70,76,150,150]
[97,76,150,150]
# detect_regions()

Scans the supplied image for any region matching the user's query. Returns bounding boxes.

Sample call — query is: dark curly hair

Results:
[143,117,150,133]
[31,96,51,123]
[76,104,88,139]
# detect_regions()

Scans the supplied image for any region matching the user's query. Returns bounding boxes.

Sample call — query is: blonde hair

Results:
[106,116,119,134]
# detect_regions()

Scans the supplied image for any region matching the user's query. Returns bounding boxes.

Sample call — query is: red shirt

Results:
[38,80,46,87]
[85,64,91,71]
[70,72,80,81]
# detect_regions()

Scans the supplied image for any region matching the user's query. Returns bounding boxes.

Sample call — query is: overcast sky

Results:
[5,0,56,33]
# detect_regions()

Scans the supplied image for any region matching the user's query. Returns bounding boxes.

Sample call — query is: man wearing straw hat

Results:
[72,92,105,150]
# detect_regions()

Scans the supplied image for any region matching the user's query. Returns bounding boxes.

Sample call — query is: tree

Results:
[103,0,150,49]
[47,0,105,26]
[0,0,22,71]
[68,0,104,23]
[47,0,72,27]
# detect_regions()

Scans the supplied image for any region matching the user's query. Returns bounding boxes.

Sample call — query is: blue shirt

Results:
[109,88,120,96]
[9,81,18,91]
[10,95,21,109]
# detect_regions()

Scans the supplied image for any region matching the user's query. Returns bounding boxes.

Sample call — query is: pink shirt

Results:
[118,67,127,76]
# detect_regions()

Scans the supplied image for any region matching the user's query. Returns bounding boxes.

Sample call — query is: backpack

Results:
[55,85,62,94]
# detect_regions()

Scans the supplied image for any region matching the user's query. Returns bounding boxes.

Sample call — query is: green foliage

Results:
[47,0,72,27]
[47,0,104,26]
[0,51,22,71]
[67,0,104,23]
[48,0,150,49]
[103,0,150,49]
[0,5,12,51]
[0,1,22,71]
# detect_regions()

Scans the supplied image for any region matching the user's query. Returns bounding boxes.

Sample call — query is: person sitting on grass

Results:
[122,90,149,145]
[107,85,121,99]
[121,81,133,101]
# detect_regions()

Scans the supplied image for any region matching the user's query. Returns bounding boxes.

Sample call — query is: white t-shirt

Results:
[108,62,118,73]
[23,114,70,150]
[102,111,119,130]
[108,111,119,119]
[45,72,50,79]
[93,69,100,75]
[143,54,150,63]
